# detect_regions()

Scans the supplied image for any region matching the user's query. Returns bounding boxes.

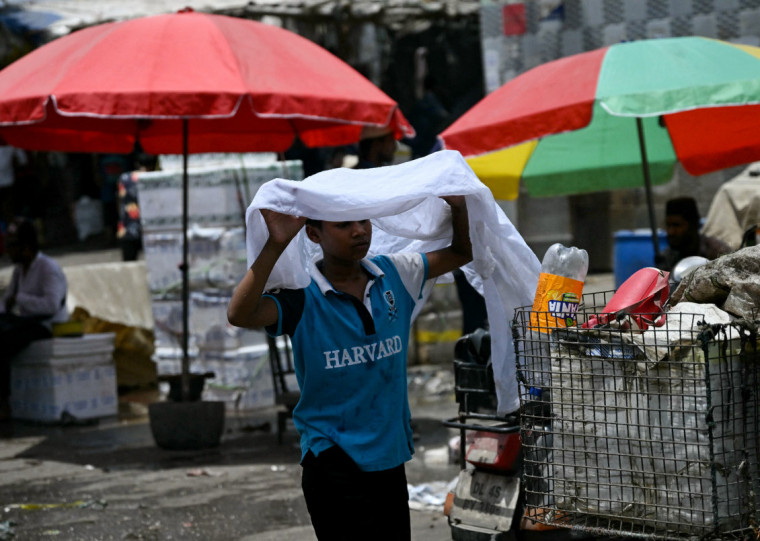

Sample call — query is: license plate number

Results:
[449,469,519,532]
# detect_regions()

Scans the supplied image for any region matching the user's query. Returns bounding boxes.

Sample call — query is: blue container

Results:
[613,229,668,288]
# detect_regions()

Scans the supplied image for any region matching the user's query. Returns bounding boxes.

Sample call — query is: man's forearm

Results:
[15,281,66,316]
[227,238,286,328]
[449,200,472,259]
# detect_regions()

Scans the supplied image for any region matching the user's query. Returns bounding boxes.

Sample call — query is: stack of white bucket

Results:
[137,154,303,412]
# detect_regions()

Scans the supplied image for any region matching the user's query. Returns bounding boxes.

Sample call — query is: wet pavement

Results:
[0,366,461,540]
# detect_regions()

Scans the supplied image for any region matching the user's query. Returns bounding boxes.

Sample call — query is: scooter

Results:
[443,329,598,541]
[442,329,586,541]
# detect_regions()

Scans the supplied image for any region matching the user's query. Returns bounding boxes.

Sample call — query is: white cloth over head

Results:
[245,149,540,414]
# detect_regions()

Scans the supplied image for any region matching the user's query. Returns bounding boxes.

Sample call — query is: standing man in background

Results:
[355,126,397,169]
[0,145,27,241]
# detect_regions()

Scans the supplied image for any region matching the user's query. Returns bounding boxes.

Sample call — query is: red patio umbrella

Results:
[0,8,413,399]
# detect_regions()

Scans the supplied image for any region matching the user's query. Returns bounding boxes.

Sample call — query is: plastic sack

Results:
[74,196,104,242]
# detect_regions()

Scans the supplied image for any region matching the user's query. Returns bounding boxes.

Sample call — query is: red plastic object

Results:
[464,431,521,471]
[584,267,670,331]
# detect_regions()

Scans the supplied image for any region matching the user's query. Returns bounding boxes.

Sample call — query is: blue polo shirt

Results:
[264,253,429,472]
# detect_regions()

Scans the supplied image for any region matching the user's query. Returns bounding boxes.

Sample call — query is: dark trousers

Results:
[453,269,488,334]
[301,446,411,541]
[0,314,51,400]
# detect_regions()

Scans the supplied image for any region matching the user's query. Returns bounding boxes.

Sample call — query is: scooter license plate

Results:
[449,469,520,532]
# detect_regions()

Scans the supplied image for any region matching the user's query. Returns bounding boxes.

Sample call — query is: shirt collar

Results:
[310,257,385,296]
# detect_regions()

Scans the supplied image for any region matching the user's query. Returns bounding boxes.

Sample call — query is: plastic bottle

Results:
[525,244,589,398]
[530,243,589,332]
[539,243,589,282]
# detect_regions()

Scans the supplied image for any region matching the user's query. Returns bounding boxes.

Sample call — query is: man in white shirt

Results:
[0,218,68,420]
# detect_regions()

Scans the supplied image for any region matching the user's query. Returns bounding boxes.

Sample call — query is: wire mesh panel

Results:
[514,291,760,539]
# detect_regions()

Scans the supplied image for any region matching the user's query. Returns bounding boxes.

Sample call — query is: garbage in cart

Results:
[514,286,760,540]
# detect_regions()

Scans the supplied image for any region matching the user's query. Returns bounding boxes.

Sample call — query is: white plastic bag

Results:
[74,196,104,241]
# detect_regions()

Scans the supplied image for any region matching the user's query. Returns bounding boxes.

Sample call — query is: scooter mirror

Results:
[672,256,709,284]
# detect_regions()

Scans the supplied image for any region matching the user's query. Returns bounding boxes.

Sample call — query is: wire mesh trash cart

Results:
[513,290,760,540]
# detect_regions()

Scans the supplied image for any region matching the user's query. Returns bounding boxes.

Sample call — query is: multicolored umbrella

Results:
[0,9,413,400]
[440,36,760,253]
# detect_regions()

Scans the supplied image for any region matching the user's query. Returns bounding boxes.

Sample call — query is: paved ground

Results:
[0,367,461,541]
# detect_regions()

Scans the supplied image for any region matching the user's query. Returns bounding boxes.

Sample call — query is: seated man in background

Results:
[0,218,68,420]
[658,196,732,272]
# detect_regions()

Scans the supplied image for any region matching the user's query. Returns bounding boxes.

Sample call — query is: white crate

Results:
[154,343,276,412]
[136,161,303,232]
[10,333,118,422]
[142,227,247,295]
[151,295,268,351]
[202,345,276,411]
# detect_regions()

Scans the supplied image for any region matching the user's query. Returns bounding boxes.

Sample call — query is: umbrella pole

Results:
[181,118,190,402]
[635,117,661,258]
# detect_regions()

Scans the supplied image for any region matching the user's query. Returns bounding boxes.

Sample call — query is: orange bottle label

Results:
[529,273,583,333]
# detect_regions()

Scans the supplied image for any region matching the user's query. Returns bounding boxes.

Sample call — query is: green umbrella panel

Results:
[523,102,677,197]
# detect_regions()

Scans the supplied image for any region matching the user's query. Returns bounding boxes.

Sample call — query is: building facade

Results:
[480,0,760,269]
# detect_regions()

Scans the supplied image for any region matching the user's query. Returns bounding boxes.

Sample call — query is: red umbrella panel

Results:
[0,9,413,152]
[0,9,413,400]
